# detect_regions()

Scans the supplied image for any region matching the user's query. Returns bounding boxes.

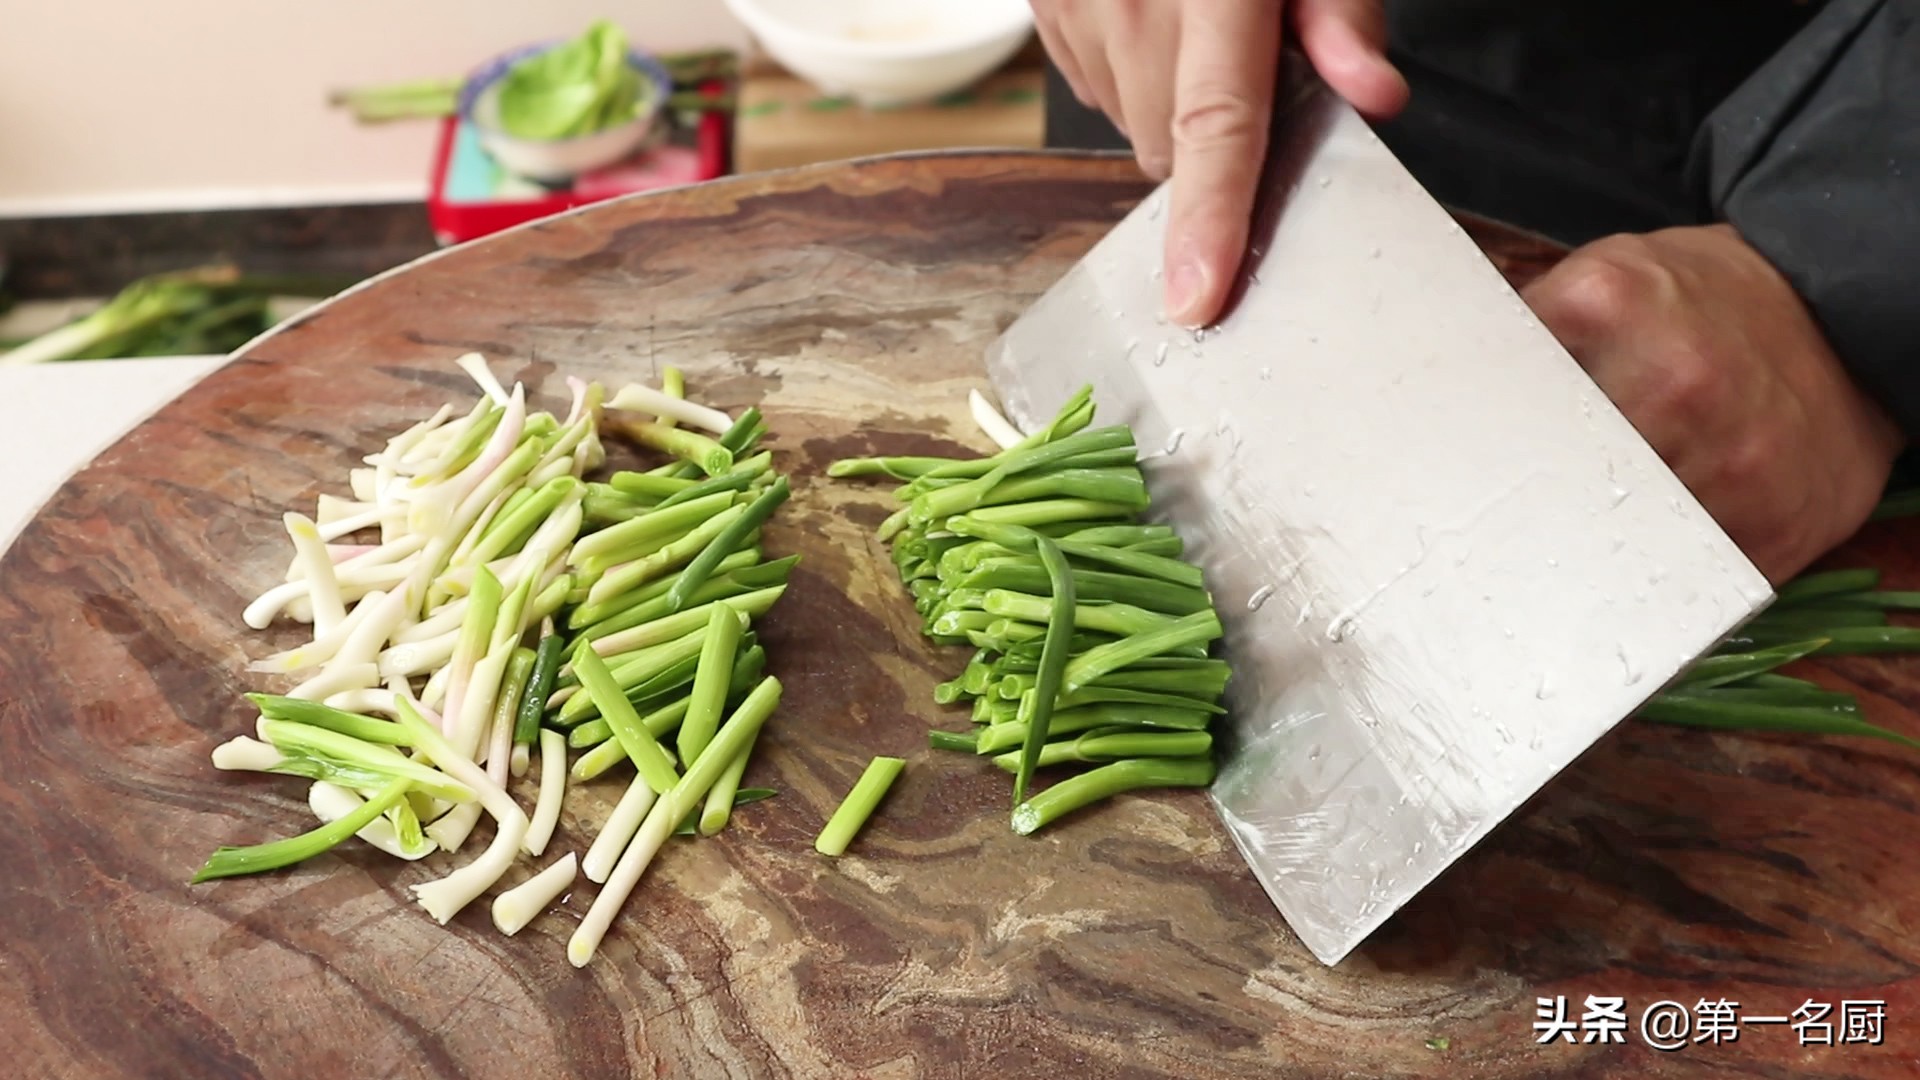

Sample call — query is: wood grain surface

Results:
[1,151,1916,1079]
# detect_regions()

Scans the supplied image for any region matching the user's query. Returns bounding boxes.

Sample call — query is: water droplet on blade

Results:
[1616,643,1641,685]
[1259,366,1273,381]
[1610,487,1630,508]
[1318,176,1331,188]
[1154,341,1169,367]
[1162,428,1185,455]
[1246,584,1276,611]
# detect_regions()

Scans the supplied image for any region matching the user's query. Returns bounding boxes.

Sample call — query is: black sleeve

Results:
[1688,0,1920,438]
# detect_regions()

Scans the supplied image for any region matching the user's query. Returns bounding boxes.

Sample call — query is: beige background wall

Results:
[0,2,748,216]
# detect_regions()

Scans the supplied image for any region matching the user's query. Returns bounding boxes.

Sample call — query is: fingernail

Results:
[1166,254,1210,327]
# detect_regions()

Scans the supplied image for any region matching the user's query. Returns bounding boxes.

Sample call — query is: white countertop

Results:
[0,355,228,554]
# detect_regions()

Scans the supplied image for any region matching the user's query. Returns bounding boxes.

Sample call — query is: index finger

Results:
[1163,0,1283,328]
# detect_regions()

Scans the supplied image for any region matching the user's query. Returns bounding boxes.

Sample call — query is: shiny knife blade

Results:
[985,53,1773,965]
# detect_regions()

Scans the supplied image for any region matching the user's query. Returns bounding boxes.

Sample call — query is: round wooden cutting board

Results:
[2,152,1916,1078]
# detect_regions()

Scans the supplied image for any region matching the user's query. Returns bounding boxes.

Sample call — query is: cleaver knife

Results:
[984,52,1775,966]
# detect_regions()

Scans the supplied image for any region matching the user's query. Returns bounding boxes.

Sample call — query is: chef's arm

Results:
[1690,0,1920,439]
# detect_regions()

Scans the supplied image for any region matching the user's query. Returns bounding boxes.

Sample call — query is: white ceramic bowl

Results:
[723,0,1034,107]
[459,41,674,183]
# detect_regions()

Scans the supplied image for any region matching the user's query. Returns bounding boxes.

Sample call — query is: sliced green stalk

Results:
[1016,536,1075,805]
[1011,757,1216,835]
[468,476,578,566]
[442,564,502,747]
[653,367,691,428]
[899,405,1107,497]
[678,603,745,768]
[959,499,1138,529]
[586,587,785,659]
[627,635,759,707]
[667,477,791,611]
[571,676,781,966]
[493,646,536,748]
[828,455,970,480]
[982,590,1173,638]
[815,756,907,857]
[680,789,776,835]
[1083,665,1234,700]
[582,772,659,883]
[429,401,504,480]
[717,407,766,455]
[959,560,1212,615]
[570,490,738,565]
[698,724,761,835]
[609,417,733,476]
[975,704,1213,754]
[246,693,412,745]
[957,468,1149,514]
[1052,685,1228,715]
[993,730,1212,771]
[586,502,748,605]
[515,635,566,744]
[193,777,411,883]
[1061,611,1224,692]
[529,573,572,626]
[572,645,681,795]
[491,852,576,936]
[930,729,979,752]
[568,548,764,631]
[571,698,692,779]
[257,719,472,802]
[555,627,710,723]
[522,728,568,856]
[609,471,696,499]
[654,469,755,510]
[585,488,651,525]
[949,519,1201,586]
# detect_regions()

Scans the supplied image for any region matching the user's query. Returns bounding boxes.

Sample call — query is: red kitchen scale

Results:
[426,82,731,246]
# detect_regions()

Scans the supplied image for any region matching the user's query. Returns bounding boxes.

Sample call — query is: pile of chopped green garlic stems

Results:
[830,388,1229,834]
[201,354,803,967]
[834,390,1920,826]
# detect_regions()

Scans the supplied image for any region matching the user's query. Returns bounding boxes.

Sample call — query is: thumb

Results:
[1292,0,1409,120]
